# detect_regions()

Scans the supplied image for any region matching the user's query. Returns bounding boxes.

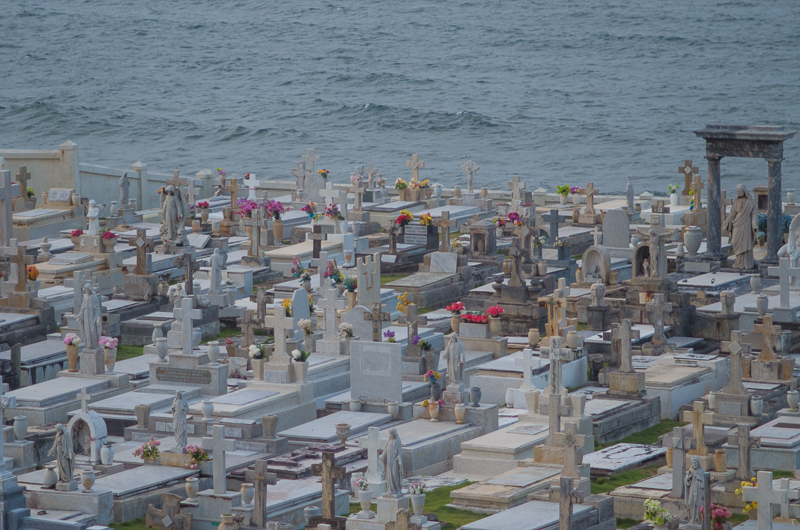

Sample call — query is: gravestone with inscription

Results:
[349,340,404,403]
[402,224,438,250]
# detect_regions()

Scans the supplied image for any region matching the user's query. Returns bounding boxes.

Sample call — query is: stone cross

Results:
[320,183,346,218]
[768,257,800,308]
[270,305,296,359]
[311,451,346,519]
[507,175,526,200]
[77,388,91,413]
[557,423,586,479]
[302,148,320,173]
[9,244,32,292]
[145,494,192,530]
[357,255,380,309]
[691,173,704,209]
[182,247,200,295]
[438,211,457,252]
[542,209,566,247]
[243,209,265,258]
[252,458,269,528]
[552,476,582,530]
[15,166,30,198]
[310,225,327,260]
[256,286,268,323]
[226,178,240,211]
[683,400,714,456]
[540,292,562,339]
[743,471,789,530]
[732,424,760,482]
[318,283,345,342]
[186,177,198,208]
[176,297,202,355]
[583,182,598,215]
[614,320,636,373]
[364,163,378,189]
[238,309,257,349]
[130,228,152,276]
[406,154,425,184]
[291,163,306,190]
[460,160,479,193]
[166,170,188,190]
[202,425,236,494]
[0,171,20,246]
[663,427,695,498]
[350,176,366,211]
[646,293,672,347]
[363,302,390,342]
[515,348,539,391]
[316,251,330,288]
[513,217,534,263]
[358,426,388,485]
[719,337,748,395]
[401,304,421,346]
[543,335,574,397]
[591,226,602,246]
[244,173,259,200]
[679,160,699,196]
[754,315,782,361]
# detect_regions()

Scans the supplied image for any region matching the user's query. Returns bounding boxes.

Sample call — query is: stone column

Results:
[766,158,783,263]
[59,140,79,194]
[130,161,148,210]
[705,153,723,260]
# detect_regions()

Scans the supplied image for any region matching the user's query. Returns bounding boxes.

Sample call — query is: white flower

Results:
[291,349,301,359]
[248,344,260,359]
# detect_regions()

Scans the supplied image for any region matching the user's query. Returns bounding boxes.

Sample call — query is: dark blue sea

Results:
[1,0,799,194]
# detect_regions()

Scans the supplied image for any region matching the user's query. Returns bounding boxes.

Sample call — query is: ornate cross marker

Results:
[302,148,320,173]
[681,400,714,456]
[460,160,479,193]
[583,182,599,215]
[363,302,390,342]
[311,452,347,519]
[310,225,327,261]
[10,245,32,292]
[15,166,31,198]
[646,293,672,347]
[130,228,152,276]
[663,426,695,498]
[551,476,582,530]
[679,159,699,196]
[226,178,240,211]
[176,297,202,355]
[754,315,782,361]
[182,247,200,295]
[507,175,526,200]
[201,425,236,494]
[768,257,800,308]
[438,211,457,252]
[406,154,425,184]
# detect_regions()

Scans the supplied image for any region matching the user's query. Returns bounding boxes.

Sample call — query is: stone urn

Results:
[572,194,581,205]
[81,468,95,493]
[387,401,400,420]
[559,194,567,205]
[537,261,548,276]
[349,399,362,412]
[450,314,461,335]
[756,294,769,317]
[102,236,116,253]
[454,403,466,424]
[302,279,311,293]
[155,338,168,362]
[218,515,238,530]
[345,291,357,310]
[335,423,351,445]
[670,192,679,206]
[714,449,727,472]
[240,483,255,507]
[66,344,80,372]
[428,401,440,422]
[262,415,279,438]
[200,400,214,421]
[100,443,115,465]
[293,360,309,383]
[788,390,800,411]
[788,189,796,205]
[528,329,540,347]
[104,347,117,374]
[200,208,210,224]
[429,382,442,402]
[708,391,717,411]
[358,489,373,514]
[750,274,762,294]
[488,316,502,337]
[272,219,284,243]
[185,477,199,501]
[206,341,220,365]
[684,226,702,256]
[750,396,763,416]
[43,464,58,489]
[469,387,482,407]
[13,416,27,440]
[410,493,426,518]
[252,358,265,381]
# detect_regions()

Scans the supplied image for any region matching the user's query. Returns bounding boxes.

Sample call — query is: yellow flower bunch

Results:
[281,298,293,317]
[26,265,39,281]
[397,292,410,312]
[419,179,430,188]
[735,477,758,513]
[422,400,429,407]
[399,209,414,220]
[420,213,433,226]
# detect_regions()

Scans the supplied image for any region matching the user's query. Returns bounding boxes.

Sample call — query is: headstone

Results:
[201,425,236,494]
[663,427,695,498]
[602,209,630,248]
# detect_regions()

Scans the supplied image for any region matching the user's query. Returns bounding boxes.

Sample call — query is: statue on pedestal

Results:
[684,456,706,524]
[47,424,75,487]
[172,391,189,451]
[78,284,102,350]
[779,213,800,288]
[723,184,758,270]
[160,185,186,246]
[442,333,466,390]
[119,172,130,208]
[86,200,105,235]
[380,428,403,497]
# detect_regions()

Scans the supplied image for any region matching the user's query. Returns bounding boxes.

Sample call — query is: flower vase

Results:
[410,188,420,201]
[335,423,351,445]
[430,382,442,402]
[100,443,114,465]
[13,416,27,440]
[71,235,81,247]
[200,400,214,421]
[496,226,504,239]
[185,477,199,501]
[346,291,357,310]
[226,342,236,357]
[206,341,220,364]
[252,359,265,381]
[66,344,79,372]
[714,449,727,472]
[293,361,309,383]
[302,279,311,293]
[240,483,255,506]
[454,403,466,424]
[750,396,763,416]
[102,238,116,253]
[750,274,761,294]
[488,316,502,337]
[43,465,58,489]
[358,489,373,513]
[387,401,400,419]
[756,294,769,316]
[273,219,284,243]
[349,399,362,412]
[684,226,702,256]
[788,390,800,411]
[469,387,482,407]
[537,261,548,275]
[219,515,237,530]
[559,194,567,205]
[572,194,580,205]
[81,468,95,493]
[425,188,433,199]
[428,402,440,422]
[450,315,461,334]
[410,494,426,517]
[155,338,168,362]
[104,347,117,374]
[200,208,209,223]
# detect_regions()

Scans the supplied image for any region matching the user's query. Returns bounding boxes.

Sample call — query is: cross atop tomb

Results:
[251,459,269,528]
[166,170,187,191]
[513,217,534,262]
[320,183,347,222]
[0,171,19,246]
[291,163,307,188]
[350,176,367,212]
[244,173,259,200]
[182,247,200,295]
[77,388,91,413]
[663,426,695,498]
[406,154,425,184]
[507,175,526,200]
[539,293,562,339]
[202,425,236,494]
[358,426,388,485]
[754,315,782,361]
[311,452,347,519]
[508,238,525,288]
[557,423,586,479]
[614,320,637,373]
[682,400,714,456]
[460,160,479,193]
[363,303,390,342]
[309,225,327,261]
[719,337,748,395]
[542,209,567,246]
[15,167,30,198]
[646,293,672,347]
[732,424,760,481]
[679,160,699,196]
[515,348,539,391]
[364,163,378,189]
[551,476,582,530]
[302,148,320,173]
[243,208,265,257]
[226,178,240,211]
[591,226,602,246]
[130,228,152,276]
[743,471,789,530]
[768,257,800,308]
[176,297,202,355]
[270,305,296,359]
[583,182,599,215]
[691,173,704,208]
[438,211,457,252]
[238,309,257,349]
[401,304,422,344]
[10,244,32,292]
[186,177,198,208]
[318,283,345,342]
[543,335,574,396]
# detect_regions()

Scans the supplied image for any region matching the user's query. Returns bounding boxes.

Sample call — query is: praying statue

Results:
[210,248,224,293]
[119,172,130,207]
[379,428,403,497]
[47,424,75,487]
[684,456,706,524]
[779,213,800,289]
[86,199,105,235]
[723,184,758,269]
[77,284,102,350]
[442,333,466,390]
[159,185,186,246]
[172,391,189,451]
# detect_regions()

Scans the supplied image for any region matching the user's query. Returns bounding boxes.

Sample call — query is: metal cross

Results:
[363,302,390,342]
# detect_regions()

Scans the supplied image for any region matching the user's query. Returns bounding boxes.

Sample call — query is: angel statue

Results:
[779,212,800,289]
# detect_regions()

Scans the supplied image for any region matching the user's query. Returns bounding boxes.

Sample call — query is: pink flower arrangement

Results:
[196,201,210,209]
[133,436,161,462]
[487,305,504,318]
[508,212,520,226]
[262,199,285,220]
[462,313,488,324]
[63,333,81,346]
[236,198,259,215]
[184,444,210,469]
[102,231,117,240]
[701,504,731,530]
[446,301,465,315]
[71,229,83,237]
[99,336,118,349]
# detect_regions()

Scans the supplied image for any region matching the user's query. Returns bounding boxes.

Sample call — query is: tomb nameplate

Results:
[718,401,743,416]
[506,424,548,436]
[155,367,212,385]
[47,189,73,203]
[403,225,428,245]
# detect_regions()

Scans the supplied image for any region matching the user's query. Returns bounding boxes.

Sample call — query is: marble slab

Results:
[631,473,674,491]
[93,465,196,497]
[582,443,667,473]
[278,411,391,443]
[485,467,559,487]
[9,377,110,407]
[752,416,800,448]
[462,499,592,530]
[506,424,548,436]
[210,389,279,405]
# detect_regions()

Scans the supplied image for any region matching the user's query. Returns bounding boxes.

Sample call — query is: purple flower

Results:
[411,335,421,346]
[383,330,395,339]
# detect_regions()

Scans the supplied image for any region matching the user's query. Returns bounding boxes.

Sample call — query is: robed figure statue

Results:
[723,184,758,270]
[379,428,403,497]
[48,424,75,487]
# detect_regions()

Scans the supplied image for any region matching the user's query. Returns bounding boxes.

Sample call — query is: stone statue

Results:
[47,424,75,487]
[172,391,189,451]
[590,283,605,307]
[442,333,466,389]
[119,172,130,208]
[160,185,186,246]
[210,248,224,293]
[625,176,634,210]
[684,456,705,525]
[388,223,398,254]
[779,213,800,289]
[379,428,403,497]
[86,199,105,235]
[170,283,186,306]
[647,229,662,278]
[723,184,758,270]
[77,284,102,350]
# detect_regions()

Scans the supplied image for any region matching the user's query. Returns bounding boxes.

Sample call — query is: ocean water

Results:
[1,0,799,194]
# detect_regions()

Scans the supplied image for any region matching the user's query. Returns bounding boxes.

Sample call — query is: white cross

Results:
[406,154,425,183]
[543,336,573,396]
[244,173,260,200]
[202,425,236,494]
[318,282,345,343]
[291,163,306,186]
[515,348,539,391]
[742,471,789,530]
[187,177,198,208]
[591,226,602,246]
[768,257,800,308]
[302,149,320,173]
[358,426,388,484]
[319,183,348,222]
[616,320,635,372]
[176,297,202,355]
[507,175,526,200]
[0,171,20,247]
[270,305,296,359]
[460,160,480,193]
[77,388,91,413]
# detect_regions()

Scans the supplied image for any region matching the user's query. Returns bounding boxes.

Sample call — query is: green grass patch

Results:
[116,344,144,361]
[595,420,685,450]
[201,327,241,345]
[575,323,587,331]
[381,273,408,286]
[254,330,272,337]
[773,470,794,479]
[111,517,147,530]
[591,464,660,495]
[417,307,435,315]
[730,513,748,525]
[615,517,641,529]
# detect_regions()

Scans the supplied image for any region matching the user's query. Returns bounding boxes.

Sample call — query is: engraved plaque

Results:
[155,367,212,385]
[403,225,428,245]
[47,189,72,202]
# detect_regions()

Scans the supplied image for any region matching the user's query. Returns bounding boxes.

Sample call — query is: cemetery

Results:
[0,127,799,530]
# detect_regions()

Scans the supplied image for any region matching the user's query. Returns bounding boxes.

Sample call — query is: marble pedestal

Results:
[80,348,105,375]
[442,384,468,407]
